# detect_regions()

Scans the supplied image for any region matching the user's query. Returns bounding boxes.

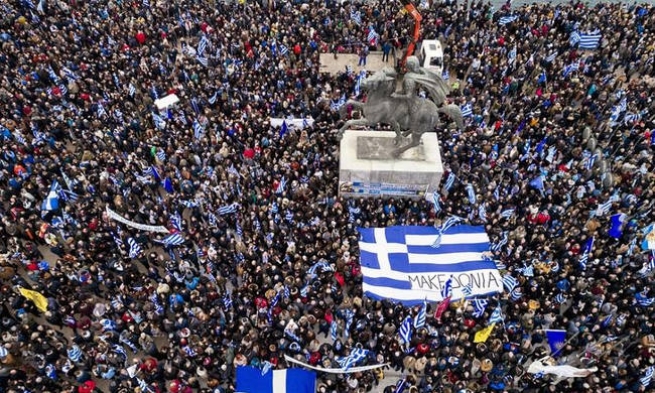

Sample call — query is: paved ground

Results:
[319,51,396,75]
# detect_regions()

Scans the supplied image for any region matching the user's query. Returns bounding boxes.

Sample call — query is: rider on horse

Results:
[390,56,451,120]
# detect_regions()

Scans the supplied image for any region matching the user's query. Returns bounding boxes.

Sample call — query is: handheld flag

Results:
[41,180,61,211]
[545,329,567,357]
[608,213,627,239]
[336,348,369,370]
[642,224,655,250]
[399,316,412,345]
[18,287,49,312]
[579,237,594,270]
[414,300,427,329]
[474,323,495,343]
[472,298,488,318]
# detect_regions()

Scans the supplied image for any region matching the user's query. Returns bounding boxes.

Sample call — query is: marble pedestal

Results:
[338,130,443,199]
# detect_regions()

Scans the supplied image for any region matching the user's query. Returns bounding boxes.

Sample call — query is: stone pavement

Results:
[319,51,396,75]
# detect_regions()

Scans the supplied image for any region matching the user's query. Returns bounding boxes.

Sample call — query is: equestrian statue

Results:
[337,56,463,157]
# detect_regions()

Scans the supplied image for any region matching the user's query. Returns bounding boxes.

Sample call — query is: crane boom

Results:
[398,0,422,70]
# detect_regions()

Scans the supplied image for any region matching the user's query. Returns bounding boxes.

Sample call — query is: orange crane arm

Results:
[398,0,422,70]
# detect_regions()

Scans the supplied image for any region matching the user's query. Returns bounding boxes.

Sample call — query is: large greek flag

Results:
[236,366,315,393]
[358,225,502,305]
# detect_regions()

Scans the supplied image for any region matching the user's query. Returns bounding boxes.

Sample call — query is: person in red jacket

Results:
[135,30,146,45]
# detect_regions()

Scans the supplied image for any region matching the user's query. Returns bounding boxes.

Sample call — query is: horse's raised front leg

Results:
[337,118,369,140]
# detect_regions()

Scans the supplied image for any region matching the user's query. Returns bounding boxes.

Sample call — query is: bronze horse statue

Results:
[337,62,462,157]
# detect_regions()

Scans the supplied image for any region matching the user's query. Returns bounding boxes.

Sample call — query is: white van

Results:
[418,40,444,76]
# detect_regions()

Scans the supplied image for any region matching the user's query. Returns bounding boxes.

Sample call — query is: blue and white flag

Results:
[596,200,612,216]
[358,225,502,305]
[156,149,166,162]
[570,31,581,46]
[510,287,523,302]
[367,27,379,46]
[577,32,602,50]
[68,345,83,362]
[562,62,579,78]
[636,290,655,307]
[330,321,338,340]
[460,103,473,117]
[544,52,557,63]
[427,192,441,213]
[170,213,183,232]
[642,224,655,250]
[336,348,369,370]
[197,56,209,67]
[545,329,567,357]
[236,366,316,393]
[197,36,209,57]
[45,364,57,380]
[155,233,185,246]
[217,203,239,215]
[478,203,487,222]
[472,298,488,318]
[414,300,427,328]
[579,236,594,270]
[488,306,504,324]
[350,10,361,25]
[502,274,518,292]
[193,120,204,139]
[517,265,534,277]
[466,183,476,203]
[276,177,287,194]
[490,231,508,252]
[261,361,274,376]
[127,237,142,258]
[432,215,464,248]
[500,209,514,219]
[394,378,408,393]
[508,46,516,63]
[444,172,456,191]
[152,112,166,130]
[554,293,566,304]
[399,315,412,345]
[498,15,518,25]
[641,366,655,388]
[41,180,61,211]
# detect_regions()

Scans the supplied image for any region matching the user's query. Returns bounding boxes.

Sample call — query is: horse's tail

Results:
[437,104,464,130]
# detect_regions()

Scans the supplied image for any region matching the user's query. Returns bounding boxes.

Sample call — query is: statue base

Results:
[339,130,444,199]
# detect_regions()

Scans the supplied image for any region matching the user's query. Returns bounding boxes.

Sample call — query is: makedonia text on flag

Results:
[358,225,502,305]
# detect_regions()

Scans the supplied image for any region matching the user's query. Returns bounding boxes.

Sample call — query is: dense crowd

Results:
[1,0,655,392]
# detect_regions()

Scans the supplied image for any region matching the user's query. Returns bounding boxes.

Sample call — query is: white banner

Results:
[154,94,180,110]
[269,118,314,129]
[105,206,170,233]
[283,355,388,374]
